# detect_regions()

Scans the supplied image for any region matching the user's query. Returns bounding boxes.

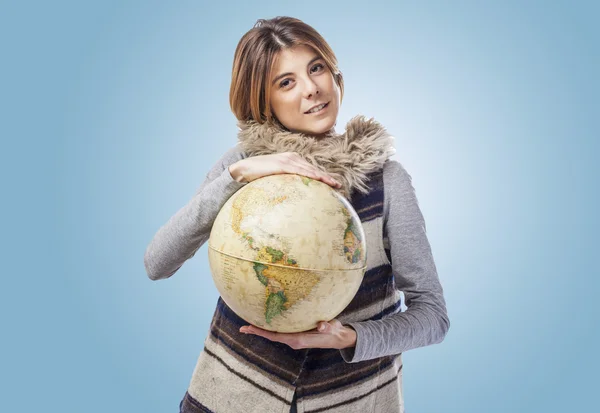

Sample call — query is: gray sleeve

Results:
[340,160,450,362]
[143,146,247,281]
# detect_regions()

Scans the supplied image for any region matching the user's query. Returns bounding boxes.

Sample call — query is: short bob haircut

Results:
[229,17,344,124]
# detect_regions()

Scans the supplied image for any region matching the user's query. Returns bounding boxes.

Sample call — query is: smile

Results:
[305,102,329,115]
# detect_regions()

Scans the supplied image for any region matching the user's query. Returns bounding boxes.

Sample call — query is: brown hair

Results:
[229,17,344,124]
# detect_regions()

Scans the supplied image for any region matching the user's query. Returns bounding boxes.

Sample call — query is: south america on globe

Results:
[207,173,367,333]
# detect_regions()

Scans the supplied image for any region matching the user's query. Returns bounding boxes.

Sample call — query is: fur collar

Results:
[236,115,396,199]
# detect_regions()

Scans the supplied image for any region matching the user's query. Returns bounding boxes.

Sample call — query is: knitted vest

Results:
[180,169,404,413]
[181,116,402,412]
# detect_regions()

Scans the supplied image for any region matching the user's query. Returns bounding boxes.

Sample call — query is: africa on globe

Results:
[207,174,367,333]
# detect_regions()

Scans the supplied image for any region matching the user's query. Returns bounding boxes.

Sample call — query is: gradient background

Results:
[3,1,598,412]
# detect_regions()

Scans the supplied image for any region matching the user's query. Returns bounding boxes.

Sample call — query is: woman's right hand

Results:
[228,152,342,189]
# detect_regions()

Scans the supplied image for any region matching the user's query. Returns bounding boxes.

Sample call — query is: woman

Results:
[144,16,450,413]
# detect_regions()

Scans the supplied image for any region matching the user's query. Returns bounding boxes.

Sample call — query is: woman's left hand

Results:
[239,319,357,350]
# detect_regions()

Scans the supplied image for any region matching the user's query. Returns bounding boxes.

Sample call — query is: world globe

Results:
[207,173,367,333]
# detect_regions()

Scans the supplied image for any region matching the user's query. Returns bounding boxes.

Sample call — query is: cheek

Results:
[275,93,302,116]
[331,77,340,98]
[320,75,337,98]
[283,93,300,107]
[270,96,286,117]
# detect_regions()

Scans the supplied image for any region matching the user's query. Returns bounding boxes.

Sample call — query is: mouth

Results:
[304,102,329,115]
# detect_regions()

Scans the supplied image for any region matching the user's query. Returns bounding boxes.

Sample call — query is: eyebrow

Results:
[271,56,322,86]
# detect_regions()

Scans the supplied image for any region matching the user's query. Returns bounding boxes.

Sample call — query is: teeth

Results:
[307,103,326,114]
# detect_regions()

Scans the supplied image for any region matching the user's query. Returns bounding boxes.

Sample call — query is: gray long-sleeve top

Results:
[144,145,450,362]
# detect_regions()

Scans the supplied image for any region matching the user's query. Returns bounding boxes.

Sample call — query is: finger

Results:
[241,325,326,350]
[317,321,334,334]
[329,319,343,329]
[280,154,340,187]
[241,325,271,337]
[307,169,342,188]
[241,325,292,343]
[291,331,339,349]
[289,165,341,188]
[286,165,326,182]
[317,173,341,188]
[244,325,343,350]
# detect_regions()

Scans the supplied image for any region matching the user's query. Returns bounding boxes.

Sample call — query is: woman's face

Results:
[269,45,340,137]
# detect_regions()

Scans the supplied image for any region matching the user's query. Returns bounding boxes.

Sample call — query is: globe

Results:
[207,173,367,333]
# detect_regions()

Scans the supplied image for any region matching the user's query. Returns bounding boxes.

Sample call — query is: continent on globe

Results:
[342,209,364,264]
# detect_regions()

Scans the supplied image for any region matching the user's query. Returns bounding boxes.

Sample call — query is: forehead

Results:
[272,45,320,73]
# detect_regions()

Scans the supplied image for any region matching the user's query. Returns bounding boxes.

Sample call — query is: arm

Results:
[143,146,247,281]
[340,160,450,362]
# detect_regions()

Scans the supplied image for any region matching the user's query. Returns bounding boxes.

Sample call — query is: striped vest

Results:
[180,169,404,413]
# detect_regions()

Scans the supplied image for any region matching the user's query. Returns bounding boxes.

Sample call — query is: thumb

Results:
[317,321,330,333]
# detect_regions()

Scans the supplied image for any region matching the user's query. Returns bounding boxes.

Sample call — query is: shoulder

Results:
[219,144,248,164]
[382,159,413,187]
[204,144,248,180]
[212,144,249,171]
[381,159,417,220]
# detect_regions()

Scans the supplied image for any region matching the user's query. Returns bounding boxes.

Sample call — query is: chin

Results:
[303,116,337,136]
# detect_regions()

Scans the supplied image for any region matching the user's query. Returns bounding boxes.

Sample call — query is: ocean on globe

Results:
[207,173,367,333]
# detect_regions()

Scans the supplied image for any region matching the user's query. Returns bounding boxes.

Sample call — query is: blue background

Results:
[3,1,598,412]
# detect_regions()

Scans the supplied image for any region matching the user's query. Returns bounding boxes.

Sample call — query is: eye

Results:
[310,63,325,74]
[279,78,293,89]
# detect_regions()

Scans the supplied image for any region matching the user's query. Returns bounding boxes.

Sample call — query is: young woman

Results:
[144,16,450,413]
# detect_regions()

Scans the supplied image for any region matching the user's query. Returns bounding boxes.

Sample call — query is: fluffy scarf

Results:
[236,115,396,199]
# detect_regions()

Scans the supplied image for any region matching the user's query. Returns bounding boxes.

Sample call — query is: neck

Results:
[274,118,337,139]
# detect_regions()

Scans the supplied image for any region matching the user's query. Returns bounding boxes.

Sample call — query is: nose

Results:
[303,78,319,99]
